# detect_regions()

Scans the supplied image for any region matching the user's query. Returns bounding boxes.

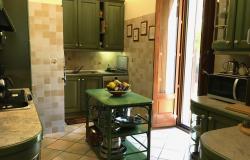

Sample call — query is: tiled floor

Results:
[41,124,192,160]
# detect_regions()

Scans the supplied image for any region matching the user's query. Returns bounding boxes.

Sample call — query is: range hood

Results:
[0,0,15,32]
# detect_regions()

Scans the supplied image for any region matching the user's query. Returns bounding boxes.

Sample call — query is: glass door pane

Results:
[181,0,204,127]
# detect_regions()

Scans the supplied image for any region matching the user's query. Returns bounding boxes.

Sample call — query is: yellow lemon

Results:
[107,82,116,89]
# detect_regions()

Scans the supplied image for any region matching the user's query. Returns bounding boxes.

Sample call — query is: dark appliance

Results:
[0,0,15,32]
[207,73,250,106]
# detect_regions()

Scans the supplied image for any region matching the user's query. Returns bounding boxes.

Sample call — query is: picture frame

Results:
[133,28,139,41]
[127,24,133,37]
[140,21,148,35]
[148,26,155,40]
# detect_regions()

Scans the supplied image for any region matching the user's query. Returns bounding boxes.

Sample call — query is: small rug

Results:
[65,117,86,125]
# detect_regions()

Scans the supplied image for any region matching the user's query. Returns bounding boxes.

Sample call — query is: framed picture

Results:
[127,24,133,37]
[140,21,148,35]
[148,26,155,40]
[133,28,139,41]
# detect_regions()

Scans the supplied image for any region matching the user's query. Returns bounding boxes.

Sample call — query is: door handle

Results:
[233,79,239,100]
[247,29,250,44]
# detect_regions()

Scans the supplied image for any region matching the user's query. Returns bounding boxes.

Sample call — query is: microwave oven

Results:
[207,74,250,106]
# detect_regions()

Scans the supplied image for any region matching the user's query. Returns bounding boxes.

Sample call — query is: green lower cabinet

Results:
[65,75,102,115]
[65,76,81,113]
[207,112,239,131]
[104,2,124,50]
[80,76,102,113]
[234,0,250,50]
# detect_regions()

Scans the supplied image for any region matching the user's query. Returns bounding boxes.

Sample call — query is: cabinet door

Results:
[212,0,237,50]
[63,0,78,49]
[65,76,81,113]
[80,76,102,113]
[207,112,239,131]
[234,0,250,50]
[104,2,124,50]
[78,0,100,49]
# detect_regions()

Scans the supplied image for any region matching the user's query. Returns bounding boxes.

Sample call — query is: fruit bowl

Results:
[106,80,131,97]
[107,90,131,97]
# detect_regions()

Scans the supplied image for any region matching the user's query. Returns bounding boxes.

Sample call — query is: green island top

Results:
[86,89,153,107]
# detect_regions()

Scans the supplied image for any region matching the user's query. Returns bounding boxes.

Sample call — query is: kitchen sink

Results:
[0,89,31,110]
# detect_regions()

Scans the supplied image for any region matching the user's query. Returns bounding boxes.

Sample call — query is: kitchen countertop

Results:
[0,88,42,151]
[191,96,250,121]
[200,126,250,160]
[65,69,128,76]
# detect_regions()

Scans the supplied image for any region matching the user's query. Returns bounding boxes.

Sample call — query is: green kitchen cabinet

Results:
[65,76,81,113]
[213,0,250,51]
[234,0,250,50]
[80,76,102,113]
[78,0,100,49]
[207,112,239,131]
[63,0,99,49]
[63,0,78,48]
[103,1,124,50]
[212,0,237,50]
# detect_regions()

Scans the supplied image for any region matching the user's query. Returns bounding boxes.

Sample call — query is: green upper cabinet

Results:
[63,0,78,48]
[212,0,237,50]
[62,0,124,51]
[213,0,250,51]
[234,0,250,50]
[103,2,124,50]
[78,0,100,49]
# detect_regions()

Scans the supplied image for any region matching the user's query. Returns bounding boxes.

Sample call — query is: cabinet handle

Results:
[79,43,83,47]
[208,116,213,121]
[81,79,85,81]
[78,79,80,81]
[225,41,230,44]
[247,29,250,44]
[75,43,78,47]
[234,40,239,44]
[105,45,109,47]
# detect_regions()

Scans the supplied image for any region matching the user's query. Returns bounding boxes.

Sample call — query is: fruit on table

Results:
[107,80,130,91]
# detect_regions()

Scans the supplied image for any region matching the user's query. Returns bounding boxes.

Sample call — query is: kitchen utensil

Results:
[223,59,239,74]
[100,144,126,159]
[87,126,102,146]
[238,63,249,76]
[101,137,122,149]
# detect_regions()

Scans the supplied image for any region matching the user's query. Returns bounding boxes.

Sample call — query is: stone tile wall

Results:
[124,13,155,99]
[29,2,65,133]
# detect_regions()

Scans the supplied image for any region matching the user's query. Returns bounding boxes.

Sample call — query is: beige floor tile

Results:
[52,152,82,160]
[42,138,57,148]
[47,140,75,151]
[66,143,90,155]
[64,125,81,133]
[72,127,86,134]
[41,148,62,160]
[60,132,85,142]
[44,132,68,139]
[79,156,98,160]
[85,149,98,158]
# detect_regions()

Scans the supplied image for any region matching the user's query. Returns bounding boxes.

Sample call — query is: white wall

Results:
[125,0,156,20]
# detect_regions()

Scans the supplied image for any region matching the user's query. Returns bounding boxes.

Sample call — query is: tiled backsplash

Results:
[124,13,155,99]
[29,2,65,134]
[65,50,122,70]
